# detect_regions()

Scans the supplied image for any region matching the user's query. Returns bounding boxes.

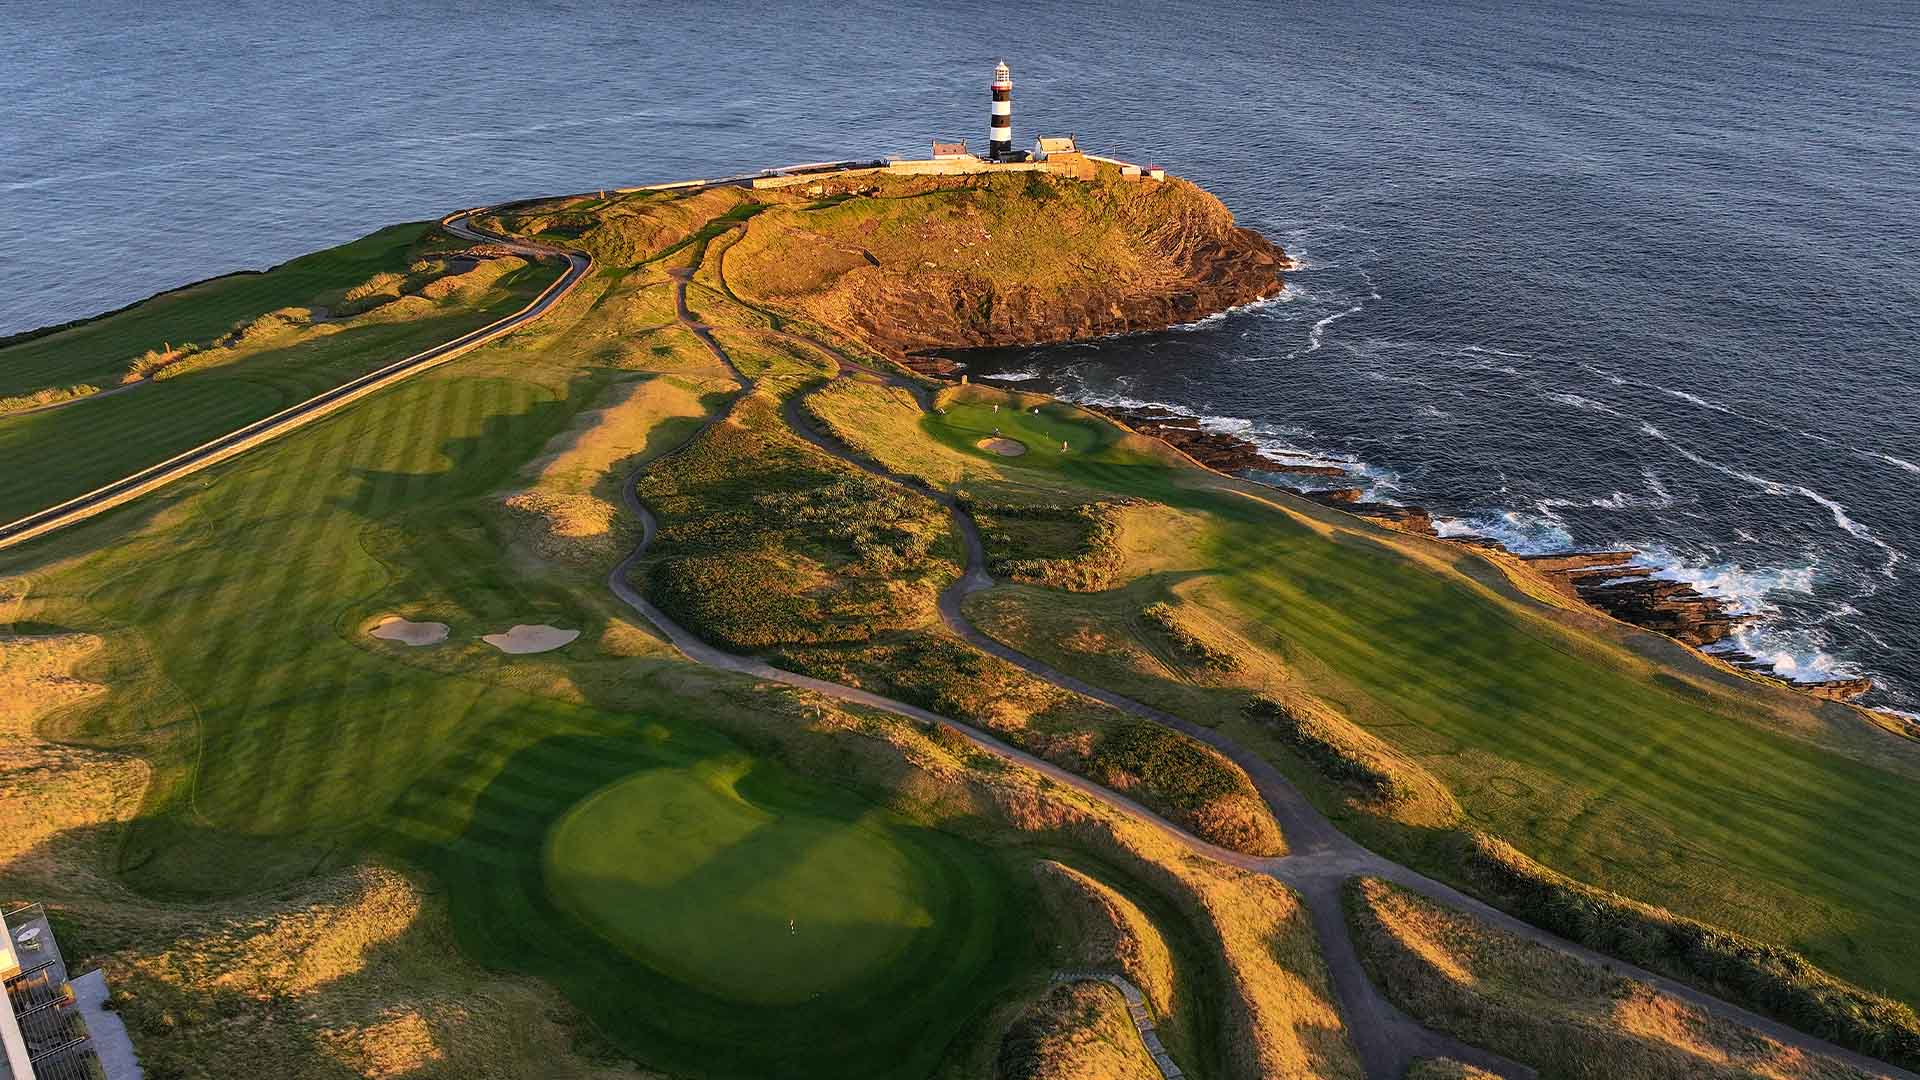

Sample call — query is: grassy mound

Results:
[486,187,762,267]
[502,372,731,571]
[779,634,1284,857]
[996,981,1160,1080]
[1346,877,1873,1079]
[968,498,1136,592]
[1143,600,1241,672]
[1242,693,1458,825]
[0,383,102,416]
[1453,833,1920,1069]
[634,389,956,651]
[1033,861,1177,1015]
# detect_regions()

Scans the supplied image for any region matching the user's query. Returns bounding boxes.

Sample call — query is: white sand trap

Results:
[483,624,580,654]
[369,616,449,646]
[977,437,1028,457]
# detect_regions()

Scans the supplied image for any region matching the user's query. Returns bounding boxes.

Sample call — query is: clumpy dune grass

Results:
[102,863,651,1080]
[632,388,958,651]
[1346,876,1875,1079]
[631,386,1282,855]
[502,371,733,571]
[918,384,1920,1017]
[967,498,1138,592]
[1032,860,1178,1015]
[995,981,1161,1080]
[0,383,103,416]
[485,186,762,267]
[782,634,1284,856]
[1242,692,1460,827]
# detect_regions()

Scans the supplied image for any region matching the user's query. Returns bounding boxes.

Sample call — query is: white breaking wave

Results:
[1302,305,1362,354]
[980,368,1041,381]
[1059,388,1383,490]
[1165,288,1298,333]
[1640,423,1905,575]
[1632,543,1816,617]
[1858,449,1920,476]
[1431,509,1575,554]
[1657,385,1737,415]
[1629,544,1870,686]
[1537,470,1676,512]
[1546,391,1628,417]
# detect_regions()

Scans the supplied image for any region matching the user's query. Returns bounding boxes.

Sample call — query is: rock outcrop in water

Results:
[1093,409,1873,703]
[1519,553,1747,647]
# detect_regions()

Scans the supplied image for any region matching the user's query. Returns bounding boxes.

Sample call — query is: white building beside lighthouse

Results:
[989,61,1013,160]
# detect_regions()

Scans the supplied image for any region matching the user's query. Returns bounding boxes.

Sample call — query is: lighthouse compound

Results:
[747,60,1165,190]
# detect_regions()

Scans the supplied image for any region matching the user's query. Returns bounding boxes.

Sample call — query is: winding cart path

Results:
[609,266,1915,1080]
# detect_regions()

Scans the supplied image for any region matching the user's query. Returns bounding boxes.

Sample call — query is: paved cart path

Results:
[606,267,1915,1080]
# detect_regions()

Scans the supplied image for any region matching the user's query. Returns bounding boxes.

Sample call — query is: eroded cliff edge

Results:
[721,167,1289,371]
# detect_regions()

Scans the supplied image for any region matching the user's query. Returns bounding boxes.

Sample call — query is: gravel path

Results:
[616,256,1910,1080]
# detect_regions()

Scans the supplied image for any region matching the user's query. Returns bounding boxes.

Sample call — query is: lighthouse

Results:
[989,60,1013,160]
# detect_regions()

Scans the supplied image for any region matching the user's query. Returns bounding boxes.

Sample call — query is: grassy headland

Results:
[5,165,1914,1077]
[0,181,1362,1079]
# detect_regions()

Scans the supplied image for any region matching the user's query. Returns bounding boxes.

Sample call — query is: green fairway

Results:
[0,223,444,398]
[420,732,1028,1079]
[1,250,1043,1077]
[548,761,939,1005]
[906,387,1920,1005]
[0,255,562,523]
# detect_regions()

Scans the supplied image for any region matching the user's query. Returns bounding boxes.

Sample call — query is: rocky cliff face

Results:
[726,169,1288,370]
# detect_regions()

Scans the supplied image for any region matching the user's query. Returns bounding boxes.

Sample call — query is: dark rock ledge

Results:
[1081,402,1873,703]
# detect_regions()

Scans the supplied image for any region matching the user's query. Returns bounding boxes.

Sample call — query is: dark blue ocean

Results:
[4,1,1917,715]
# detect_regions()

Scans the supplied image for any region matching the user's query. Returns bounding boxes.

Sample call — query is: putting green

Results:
[546,761,934,1005]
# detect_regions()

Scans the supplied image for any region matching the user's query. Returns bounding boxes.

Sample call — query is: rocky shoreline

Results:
[1082,403,1875,704]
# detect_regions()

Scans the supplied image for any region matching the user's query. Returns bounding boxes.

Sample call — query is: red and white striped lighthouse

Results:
[989,60,1013,160]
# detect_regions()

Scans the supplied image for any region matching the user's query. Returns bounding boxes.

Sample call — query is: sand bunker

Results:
[368,617,448,647]
[482,624,580,654]
[977,437,1028,457]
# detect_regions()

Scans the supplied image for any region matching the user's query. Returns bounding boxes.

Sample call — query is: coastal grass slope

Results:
[0,223,442,398]
[809,375,1920,1016]
[1346,876,1872,1079]
[0,225,564,522]
[0,190,1363,1079]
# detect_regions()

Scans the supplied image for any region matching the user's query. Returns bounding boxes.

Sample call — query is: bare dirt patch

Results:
[483,624,580,654]
[367,616,449,647]
[978,436,1029,457]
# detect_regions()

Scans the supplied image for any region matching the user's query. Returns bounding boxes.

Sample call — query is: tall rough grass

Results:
[1454,833,1920,1069]
[0,383,101,415]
